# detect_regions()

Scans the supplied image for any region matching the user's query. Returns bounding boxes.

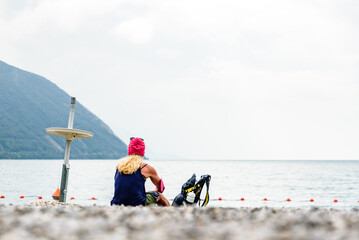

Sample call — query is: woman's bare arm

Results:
[141,164,161,191]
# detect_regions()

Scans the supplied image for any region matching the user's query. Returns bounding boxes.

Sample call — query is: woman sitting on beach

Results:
[111,137,170,207]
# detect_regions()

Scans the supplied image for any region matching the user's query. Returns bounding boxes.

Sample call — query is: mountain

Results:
[0,60,127,159]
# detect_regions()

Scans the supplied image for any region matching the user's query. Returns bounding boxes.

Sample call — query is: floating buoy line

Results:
[0,195,357,203]
[0,195,97,201]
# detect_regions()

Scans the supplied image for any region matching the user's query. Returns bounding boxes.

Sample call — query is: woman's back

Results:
[111,168,146,206]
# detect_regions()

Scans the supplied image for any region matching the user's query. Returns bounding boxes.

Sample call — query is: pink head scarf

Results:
[128,137,145,157]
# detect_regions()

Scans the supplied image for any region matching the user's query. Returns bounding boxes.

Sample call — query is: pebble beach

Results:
[0,202,359,240]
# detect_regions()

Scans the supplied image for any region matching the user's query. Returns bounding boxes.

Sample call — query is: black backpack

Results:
[172,174,211,207]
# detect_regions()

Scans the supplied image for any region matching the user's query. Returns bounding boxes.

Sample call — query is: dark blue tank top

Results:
[111,168,146,206]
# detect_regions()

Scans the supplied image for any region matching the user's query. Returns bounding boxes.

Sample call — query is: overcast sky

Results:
[1,0,359,160]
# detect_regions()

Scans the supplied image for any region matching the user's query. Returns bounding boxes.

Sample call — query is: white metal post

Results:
[59,97,76,202]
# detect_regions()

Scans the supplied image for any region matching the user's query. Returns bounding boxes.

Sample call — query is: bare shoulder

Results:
[142,163,156,172]
[140,163,157,177]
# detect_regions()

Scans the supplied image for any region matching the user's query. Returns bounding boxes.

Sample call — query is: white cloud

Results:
[113,17,154,44]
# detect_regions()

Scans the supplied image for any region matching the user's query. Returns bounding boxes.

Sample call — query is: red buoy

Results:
[286,198,291,202]
[38,196,42,199]
[334,199,338,203]
[0,196,4,199]
[91,197,96,200]
[218,197,222,201]
[240,197,245,201]
[52,188,60,201]
[70,197,75,200]
[263,198,267,201]
[310,199,314,202]
[20,196,24,199]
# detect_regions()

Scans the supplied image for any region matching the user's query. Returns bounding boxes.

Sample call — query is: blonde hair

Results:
[117,155,143,174]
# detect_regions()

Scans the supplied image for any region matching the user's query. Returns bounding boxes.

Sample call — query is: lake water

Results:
[1,160,359,209]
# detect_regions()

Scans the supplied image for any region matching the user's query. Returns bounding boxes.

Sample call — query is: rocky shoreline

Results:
[0,202,359,240]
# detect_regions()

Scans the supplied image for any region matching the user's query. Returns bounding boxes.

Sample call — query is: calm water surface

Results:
[0,160,358,209]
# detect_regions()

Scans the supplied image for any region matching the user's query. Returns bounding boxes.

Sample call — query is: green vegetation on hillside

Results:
[0,60,127,159]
